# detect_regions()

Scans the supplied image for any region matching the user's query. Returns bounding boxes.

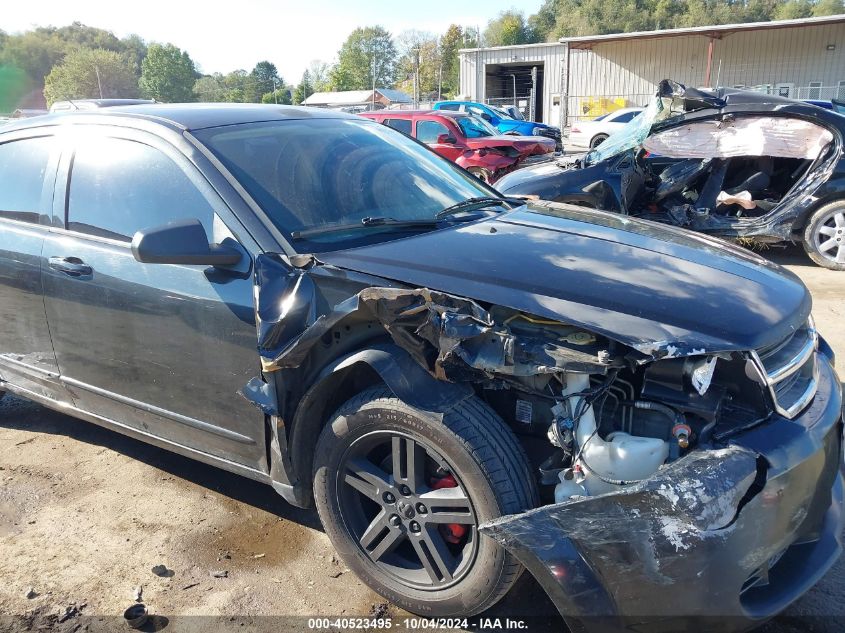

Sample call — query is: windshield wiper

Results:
[434,196,521,219]
[290,216,438,240]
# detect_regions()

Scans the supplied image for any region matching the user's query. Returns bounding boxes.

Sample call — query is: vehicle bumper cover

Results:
[480,354,844,632]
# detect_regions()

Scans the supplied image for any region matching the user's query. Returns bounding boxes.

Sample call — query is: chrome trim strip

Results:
[766,335,816,383]
[749,322,819,419]
[781,360,820,419]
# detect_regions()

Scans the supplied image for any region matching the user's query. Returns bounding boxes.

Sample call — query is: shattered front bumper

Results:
[481,355,844,633]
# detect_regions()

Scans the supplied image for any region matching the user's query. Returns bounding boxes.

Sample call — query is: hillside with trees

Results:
[1,2,842,110]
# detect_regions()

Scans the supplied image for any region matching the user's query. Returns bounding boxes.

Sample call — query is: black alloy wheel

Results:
[338,431,477,589]
[313,386,538,616]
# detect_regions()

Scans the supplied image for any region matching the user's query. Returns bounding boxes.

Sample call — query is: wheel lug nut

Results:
[399,485,411,496]
[416,503,427,514]
[389,514,401,527]
[383,492,395,503]
[409,521,421,533]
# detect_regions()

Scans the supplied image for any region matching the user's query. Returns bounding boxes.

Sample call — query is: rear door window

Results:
[0,136,53,224]
[417,120,451,144]
[611,111,640,123]
[67,136,214,242]
[384,119,412,135]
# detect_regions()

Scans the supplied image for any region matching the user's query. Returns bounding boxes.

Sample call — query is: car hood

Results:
[496,158,580,191]
[465,135,555,155]
[318,202,810,356]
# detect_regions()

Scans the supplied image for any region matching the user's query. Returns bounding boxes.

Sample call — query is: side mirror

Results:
[131,218,243,266]
[436,133,457,144]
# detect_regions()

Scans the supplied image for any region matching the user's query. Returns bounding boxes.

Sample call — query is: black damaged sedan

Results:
[0,104,841,632]
[496,80,845,270]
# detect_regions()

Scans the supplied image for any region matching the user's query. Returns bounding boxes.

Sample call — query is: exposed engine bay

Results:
[478,310,774,504]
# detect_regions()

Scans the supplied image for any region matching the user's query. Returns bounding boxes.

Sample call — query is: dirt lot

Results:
[0,244,842,633]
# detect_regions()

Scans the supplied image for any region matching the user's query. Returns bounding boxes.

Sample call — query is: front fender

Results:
[320,342,473,414]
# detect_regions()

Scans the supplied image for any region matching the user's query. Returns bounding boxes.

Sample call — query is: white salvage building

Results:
[459,14,845,127]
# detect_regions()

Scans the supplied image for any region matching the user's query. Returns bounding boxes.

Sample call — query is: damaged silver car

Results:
[497,80,845,270]
[0,104,842,632]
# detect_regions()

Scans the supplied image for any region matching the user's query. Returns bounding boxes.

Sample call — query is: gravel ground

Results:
[0,244,841,633]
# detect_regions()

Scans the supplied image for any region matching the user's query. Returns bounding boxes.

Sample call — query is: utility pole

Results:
[413,46,420,108]
[272,78,278,104]
[94,64,104,98]
[372,51,377,111]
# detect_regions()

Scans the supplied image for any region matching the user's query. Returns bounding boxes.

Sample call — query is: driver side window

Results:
[67,137,214,242]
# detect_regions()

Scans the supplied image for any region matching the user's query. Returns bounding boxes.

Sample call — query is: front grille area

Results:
[751,320,819,419]
[536,127,561,140]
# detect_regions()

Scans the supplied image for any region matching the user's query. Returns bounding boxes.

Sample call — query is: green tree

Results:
[120,34,148,77]
[261,88,291,104]
[308,60,332,92]
[43,47,138,106]
[0,29,67,91]
[483,10,537,47]
[293,70,314,104]
[528,0,560,41]
[139,43,196,102]
[54,22,122,50]
[812,0,845,14]
[395,31,441,99]
[193,74,227,102]
[330,26,397,90]
[439,25,464,97]
[249,60,281,102]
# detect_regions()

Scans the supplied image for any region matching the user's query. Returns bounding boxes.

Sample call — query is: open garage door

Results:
[484,63,544,122]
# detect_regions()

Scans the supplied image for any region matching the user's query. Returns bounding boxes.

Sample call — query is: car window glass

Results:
[438,104,459,111]
[612,111,640,123]
[384,119,412,135]
[67,137,214,242]
[417,120,451,143]
[194,118,494,251]
[457,117,493,138]
[0,136,53,224]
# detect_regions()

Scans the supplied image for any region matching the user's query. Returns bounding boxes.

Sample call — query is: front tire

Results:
[313,386,537,617]
[589,133,608,149]
[802,201,845,270]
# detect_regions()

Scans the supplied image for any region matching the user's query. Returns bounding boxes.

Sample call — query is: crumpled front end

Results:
[481,354,844,632]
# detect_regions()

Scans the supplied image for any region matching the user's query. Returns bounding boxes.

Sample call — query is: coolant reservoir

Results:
[555,373,669,500]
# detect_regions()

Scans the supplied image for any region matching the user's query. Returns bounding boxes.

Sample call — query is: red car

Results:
[360,110,554,183]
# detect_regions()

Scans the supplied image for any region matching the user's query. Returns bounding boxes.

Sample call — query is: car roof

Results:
[1,103,359,134]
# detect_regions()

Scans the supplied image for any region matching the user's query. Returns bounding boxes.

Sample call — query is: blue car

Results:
[434,100,562,150]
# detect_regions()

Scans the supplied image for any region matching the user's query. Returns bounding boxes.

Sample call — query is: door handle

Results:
[48,256,93,277]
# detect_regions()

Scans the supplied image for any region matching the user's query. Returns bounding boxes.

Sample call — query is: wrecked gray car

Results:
[0,104,842,632]
[497,80,845,271]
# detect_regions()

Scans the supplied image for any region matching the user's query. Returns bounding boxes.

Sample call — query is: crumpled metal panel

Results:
[252,256,613,380]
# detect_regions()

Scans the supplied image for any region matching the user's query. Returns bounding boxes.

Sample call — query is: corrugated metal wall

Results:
[460,21,845,127]
[567,22,845,123]
[459,43,566,126]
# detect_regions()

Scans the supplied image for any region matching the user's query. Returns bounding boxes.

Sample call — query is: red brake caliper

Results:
[430,474,467,544]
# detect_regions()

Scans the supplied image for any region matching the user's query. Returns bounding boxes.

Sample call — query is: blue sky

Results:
[8,0,544,83]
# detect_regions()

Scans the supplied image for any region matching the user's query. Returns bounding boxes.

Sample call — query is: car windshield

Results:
[488,105,511,119]
[583,96,674,165]
[194,118,498,251]
[457,116,497,138]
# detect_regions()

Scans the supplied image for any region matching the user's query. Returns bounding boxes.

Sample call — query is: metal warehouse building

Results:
[459,14,845,128]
